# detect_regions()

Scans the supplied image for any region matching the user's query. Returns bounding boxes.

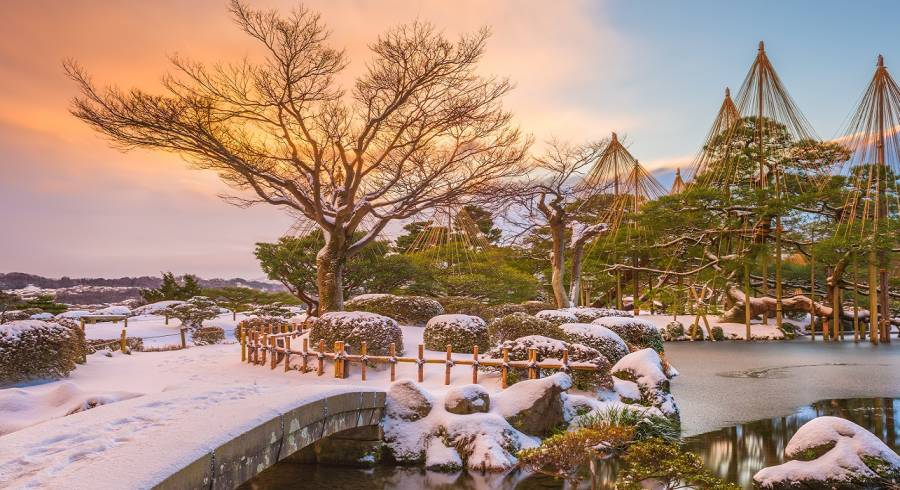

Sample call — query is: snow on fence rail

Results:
[240,326,607,389]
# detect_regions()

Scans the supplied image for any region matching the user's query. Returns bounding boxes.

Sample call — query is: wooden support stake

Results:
[180,328,187,349]
[284,336,291,373]
[444,345,452,386]
[270,335,277,370]
[472,345,479,384]
[120,328,127,353]
[302,338,309,373]
[417,344,425,383]
[317,340,325,376]
[165,314,169,325]
[561,349,570,373]
[501,348,510,389]
[527,348,538,379]
[360,342,367,381]
[389,343,397,382]
[124,317,128,330]
[241,329,247,362]
[260,334,268,365]
[334,341,344,378]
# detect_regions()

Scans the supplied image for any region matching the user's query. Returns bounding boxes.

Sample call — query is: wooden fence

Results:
[240,326,606,389]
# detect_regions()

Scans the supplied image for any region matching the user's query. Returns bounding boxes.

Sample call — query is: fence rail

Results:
[240,326,606,389]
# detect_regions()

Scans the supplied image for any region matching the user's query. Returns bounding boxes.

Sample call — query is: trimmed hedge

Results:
[192,326,225,345]
[486,303,527,320]
[1,320,80,384]
[345,294,444,325]
[559,323,630,364]
[52,318,88,362]
[487,313,565,345]
[484,335,612,390]
[563,307,632,323]
[309,311,404,356]
[435,296,492,318]
[593,317,665,353]
[663,321,685,341]
[521,301,556,315]
[423,314,488,353]
[534,310,579,327]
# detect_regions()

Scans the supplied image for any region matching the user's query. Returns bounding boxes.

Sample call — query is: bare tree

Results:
[507,140,608,307]
[65,1,529,312]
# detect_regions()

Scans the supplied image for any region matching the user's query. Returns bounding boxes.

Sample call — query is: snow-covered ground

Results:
[639,313,789,340]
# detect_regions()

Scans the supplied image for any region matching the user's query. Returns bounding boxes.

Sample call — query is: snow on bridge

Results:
[0,384,385,490]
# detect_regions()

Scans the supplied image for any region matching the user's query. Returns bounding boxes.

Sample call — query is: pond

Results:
[239,397,899,490]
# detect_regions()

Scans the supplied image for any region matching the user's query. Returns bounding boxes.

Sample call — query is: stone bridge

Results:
[157,390,386,490]
[0,386,385,490]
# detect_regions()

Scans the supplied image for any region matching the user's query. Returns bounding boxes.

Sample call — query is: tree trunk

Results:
[316,234,348,314]
[569,241,586,307]
[549,220,570,308]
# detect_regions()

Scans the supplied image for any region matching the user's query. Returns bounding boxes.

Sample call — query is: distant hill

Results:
[0,272,285,293]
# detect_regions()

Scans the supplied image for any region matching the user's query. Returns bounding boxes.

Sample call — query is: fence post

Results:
[284,336,291,372]
[417,344,424,383]
[472,345,479,384]
[241,329,247,362]
[180,328,187,349]
[561,349,570,374]
[444,345,452,385]
[317,340,325,376]
[360,342,367,381]
[260,333,268,365]
[120,328,127,353]
[501,348,510,389]
[389,343,397,382]
[527,348,538,380]
[334,341,344,378]
[165,314,169,325]
[270,335,277,370]
[79,318,87,362]
[301,338,309,373]
[124,317,128,330]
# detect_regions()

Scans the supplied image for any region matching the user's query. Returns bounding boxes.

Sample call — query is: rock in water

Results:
[492,373,572,436]
[444,385,490,415]
[385,379,433,421]
[754,416,900,489]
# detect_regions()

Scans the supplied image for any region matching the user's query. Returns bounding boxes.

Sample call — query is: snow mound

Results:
[754,416,900,488]
[611,349,679,418]
[93,305,132,316]
[28,312,54,320]
[0,382,143,435]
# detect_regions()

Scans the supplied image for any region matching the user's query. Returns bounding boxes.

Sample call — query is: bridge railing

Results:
[240,326,607,389]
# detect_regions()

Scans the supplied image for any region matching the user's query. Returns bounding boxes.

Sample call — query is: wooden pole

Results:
[334,341,344,378]
[260,333,268,365]
[302,338,309,373]
[472,345,479,384]
[869,253,879,345]
[833,287,842,341]
[284,336,291,372]
[810,247,816,341]
[180,328,187,349]
[444,345,452,386]
[317,340,325,375]
[241,329,247,362]
[270,336,277,370]
[360,342,367,382]
[389,343,397,382]
[501,348,510,389]
[417,344,424,383]
[120,328,127,353]
[527,348,538,380]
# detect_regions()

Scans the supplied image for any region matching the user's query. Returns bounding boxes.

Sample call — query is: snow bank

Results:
[0,382,142,435]
[754,416,900,488]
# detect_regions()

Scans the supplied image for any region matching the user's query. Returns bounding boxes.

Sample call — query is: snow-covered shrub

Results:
[309,311,403,356]
[164,296,220,331]
[484,335,612,390]
[436,296,491,318]
[487,313,565,345]
[2,309,40,323]
[534,309,579,327]
[486,303,527,320]
[521,300,555,315]
[754,416,900,489]
[593,316,664,352]
[559,323,630,364]
[423,314,488,353]
[52,318,87,362]
[29,312,54,320]
[94,305,132,316]
[234,317,291,341]
[710,326,725,341]
[663,321,685,341]
[55,310,93,320]
[611,349,679,419]
[191,326,225,345]
[344,294,444,325]
[248,303,294,320]
[564,307,631,323]
[518,426,635,487]
[0,320,80,384]
[132,300,184,315]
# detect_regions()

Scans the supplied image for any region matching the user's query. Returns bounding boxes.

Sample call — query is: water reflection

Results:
[241,398,897,490]
[685,398,899,489]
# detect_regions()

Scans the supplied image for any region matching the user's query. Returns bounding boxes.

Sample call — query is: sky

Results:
[2,0,899,279]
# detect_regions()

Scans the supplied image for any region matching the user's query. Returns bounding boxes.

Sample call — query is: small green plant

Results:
[615,439,740,490]
[573,406,681,444]
[517,426,635,488]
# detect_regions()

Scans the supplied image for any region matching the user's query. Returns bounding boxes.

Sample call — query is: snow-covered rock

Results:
[28,312,54,320]
[754,416,900,489]
[611,348,679,418]
[385,379,434,422]
[444,384,490,415]
[559,322,630,363]
[492,373,571,436]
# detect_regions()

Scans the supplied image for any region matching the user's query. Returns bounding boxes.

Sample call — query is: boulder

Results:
[611,348,679,419]
[491,373,572,436]
[444,385,490,415]
[385,379,433,422]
